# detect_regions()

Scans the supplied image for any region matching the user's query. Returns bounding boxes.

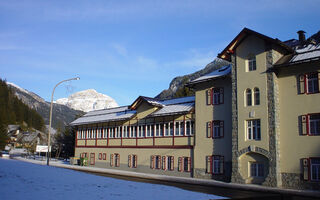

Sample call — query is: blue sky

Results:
[1,0,319,106]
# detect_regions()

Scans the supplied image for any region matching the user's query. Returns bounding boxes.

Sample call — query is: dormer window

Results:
[247,56,256,71]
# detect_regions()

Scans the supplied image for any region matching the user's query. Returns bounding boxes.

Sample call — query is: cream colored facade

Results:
[216,28,320,190]
[72,28,320,190]
[73,96,195,177]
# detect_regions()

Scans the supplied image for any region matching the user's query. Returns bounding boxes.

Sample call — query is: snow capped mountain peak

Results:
[56,89,118,112]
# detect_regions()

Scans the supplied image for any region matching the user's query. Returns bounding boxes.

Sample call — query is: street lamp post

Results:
[47,77,80,166]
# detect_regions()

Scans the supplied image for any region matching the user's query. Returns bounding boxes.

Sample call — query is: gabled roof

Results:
[148,102,194,117]
[130,96,163,110]
[218,28,293,61]
[186,65,231,87]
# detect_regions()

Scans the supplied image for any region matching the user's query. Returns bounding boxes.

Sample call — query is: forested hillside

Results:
[0,79,44,131]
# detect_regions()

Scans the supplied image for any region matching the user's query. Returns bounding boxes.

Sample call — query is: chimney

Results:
[297,30,306,42]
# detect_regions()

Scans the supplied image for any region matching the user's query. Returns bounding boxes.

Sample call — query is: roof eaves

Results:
[218,28,293,61]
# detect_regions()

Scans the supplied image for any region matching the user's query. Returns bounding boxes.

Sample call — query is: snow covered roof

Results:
[70,96,195,126]
[149,102,194,117]
[70,108,136,125]
[274,43,320,67]
[84,106,129,117]
[187,65,231,86]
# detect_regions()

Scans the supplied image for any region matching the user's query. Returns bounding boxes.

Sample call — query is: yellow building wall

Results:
[193,78,232,174]
[278,63,320,173]
[236,35,269,152]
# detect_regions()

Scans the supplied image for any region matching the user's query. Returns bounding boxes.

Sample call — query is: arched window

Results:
[254,88,260,105]
[246,89,252,106]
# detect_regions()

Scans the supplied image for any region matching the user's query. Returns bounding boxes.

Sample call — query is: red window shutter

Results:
[151,155,155,169]
[187,157,191,172]
[206,89,212,105]
[128,155,132,168]
[306,115,310,135]
[134,155,137,168]
[162,156,167,170]
[301,158,309,181]
[110,154,114,166]
[170,156,174,171]
[178,157,182,172]
[219,88,224,104]
[206,156,212,174]
[220,121,224,138]
[207,121,212,138]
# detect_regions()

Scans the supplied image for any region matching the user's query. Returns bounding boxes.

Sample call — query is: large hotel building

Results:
[71,28,320,190]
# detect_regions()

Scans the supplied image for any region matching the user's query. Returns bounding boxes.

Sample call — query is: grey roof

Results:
[149,102,194,117]
[274,43,320,67]
[161,96,195,105]
[70,109,136,126]
[84,106,129,117]
[187,65,231,86]
[70,96,195,126]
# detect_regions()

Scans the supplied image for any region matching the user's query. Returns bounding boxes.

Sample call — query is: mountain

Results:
[56,89,118,112]
[7,82,83,130]
[156,58,230,99]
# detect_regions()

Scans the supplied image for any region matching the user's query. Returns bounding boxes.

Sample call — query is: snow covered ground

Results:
[0,158,225,200]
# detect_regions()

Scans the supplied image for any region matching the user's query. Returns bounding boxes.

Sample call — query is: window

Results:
[128,155,137,168]
[151,155,162,169]
[90,153,95,165]
[178,157,191,172]
[185,121,194,136]
[299,72,320,94]
[77,130,81,139]
[87,129,91,139]
[247,119,261,140]
[207,121,224,138]
[247,56,256,71]
[155,124,160,137]
[111,153,120,167]
[166,156,174,171]
[92,129,96,139]
[250,163,264,177]
[103,153,106,160]
[206,155,224,174]
[254,88,260,105]
[98,153,102,160]
[169,122,174,136]
[300,114,320,136]
[206,88,224,105]
[311,158,320,181]
[246,89,252,106]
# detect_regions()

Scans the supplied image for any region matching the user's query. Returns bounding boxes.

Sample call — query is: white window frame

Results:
[247,119,261,140]
[247,56,256,71]
[311,158,320,181]
[307,73,319,94]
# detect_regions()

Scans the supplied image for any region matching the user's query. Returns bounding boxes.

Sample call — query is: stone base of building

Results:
[281,173,320,190]
[194,168,231,182]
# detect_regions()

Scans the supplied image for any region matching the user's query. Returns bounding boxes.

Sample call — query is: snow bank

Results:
[0,159,224,200]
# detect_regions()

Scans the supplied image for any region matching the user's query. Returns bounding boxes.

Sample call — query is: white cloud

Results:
[111,43,128,57]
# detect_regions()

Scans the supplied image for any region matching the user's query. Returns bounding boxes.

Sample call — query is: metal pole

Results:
[47,77,80,166]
